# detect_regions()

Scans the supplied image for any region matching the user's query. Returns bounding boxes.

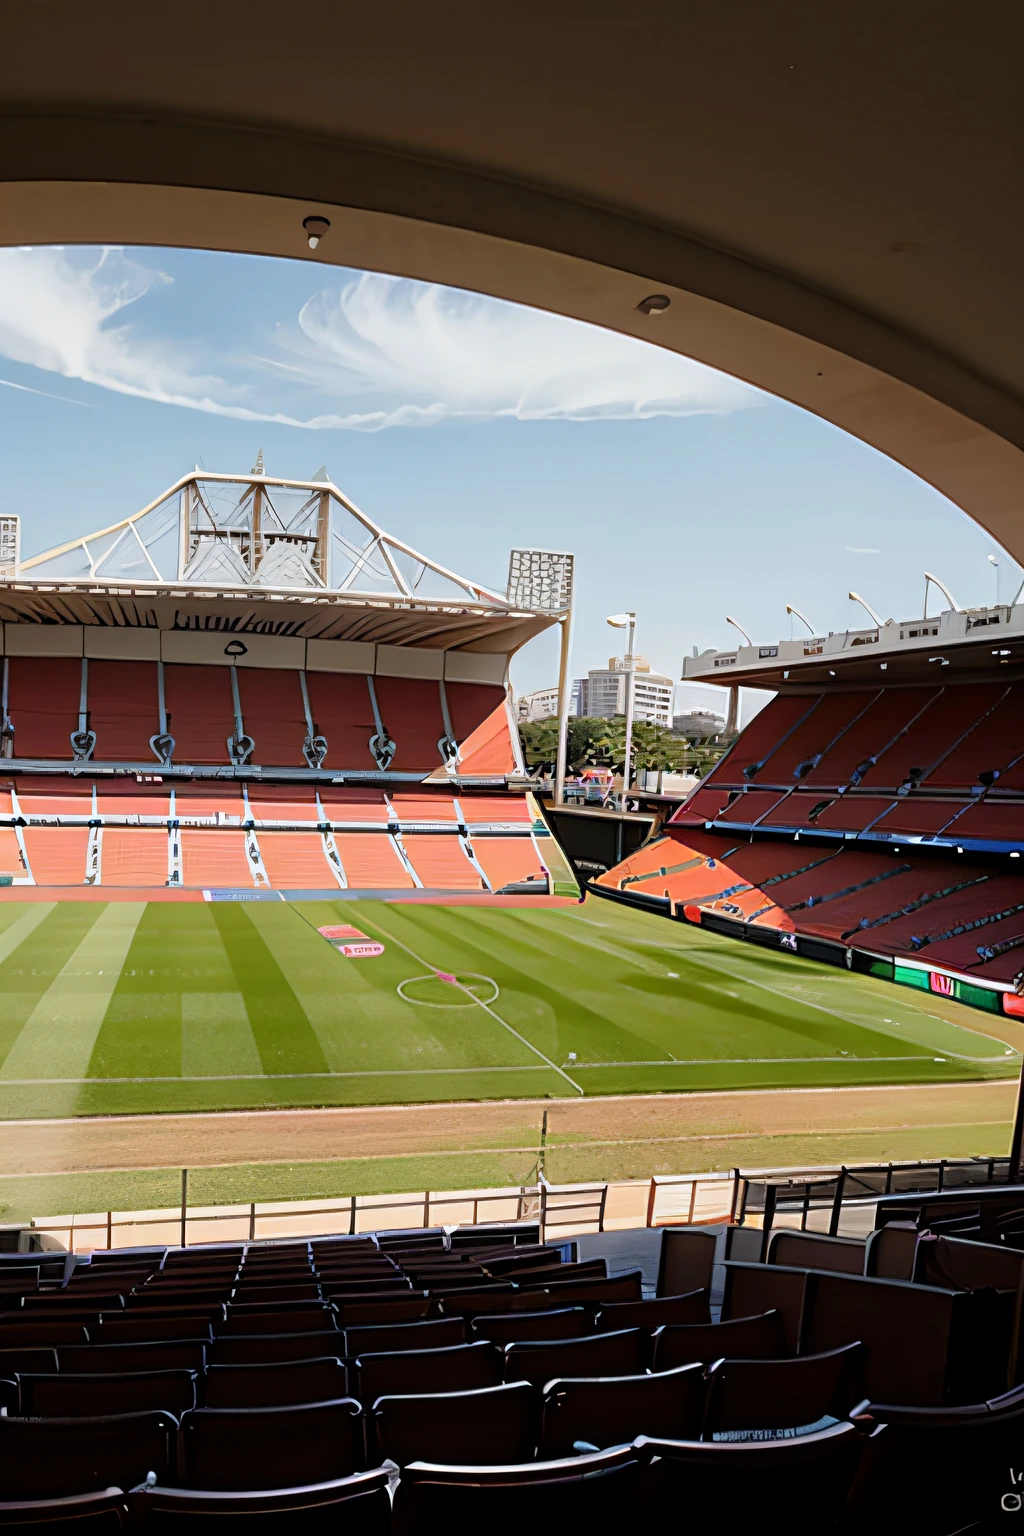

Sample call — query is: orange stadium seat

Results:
[373,677,446,772]
[458,795,532,824]
[21,827,89,885]
[236,669,308,768]
[246,785,320,824]
[6,657,80,759]
[389,794,460,824]
[163,664,234,765]
[0,825,27,880]
[95,784,173,820]
[259,832,336,889]
[446,684,517,776]
[180,831,256,888]
[319,787,390,825]
[333,833,413,888]
[471,836,546,892]
[401,834,484,889]
[89,659,160,760]
[100,829,170,887]
[304,672,378,771]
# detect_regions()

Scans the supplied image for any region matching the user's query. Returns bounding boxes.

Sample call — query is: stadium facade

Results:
[0,469,576,897]
[598,601,1024,1018]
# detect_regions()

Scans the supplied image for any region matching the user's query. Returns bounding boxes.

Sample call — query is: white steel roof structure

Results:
[2,471,569,653]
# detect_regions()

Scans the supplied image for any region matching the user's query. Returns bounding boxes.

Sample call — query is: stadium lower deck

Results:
[597,680,1024,1017]
[0,895,1015,1122]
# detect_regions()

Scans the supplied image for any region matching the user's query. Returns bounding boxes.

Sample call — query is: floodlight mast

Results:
[607,612,636,806]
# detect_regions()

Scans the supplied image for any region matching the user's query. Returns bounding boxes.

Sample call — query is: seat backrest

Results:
[471,1308,590,1345]
[334,1297,432,1327]
[208,1331,349,1367]
[354,1340,502,1404]
[516,1272,643,1306]
[17,1369,197,1418]
[178,1399,362,1491]
[503,1329,645,1388]
[596,1291,710,1332]
[58,1342,207,1376]
[721,1262,808,1352]
[635,1423,862,1536]
[800,1271,959,1405]
[701,1343,867,1436]
[657,1229,717,1298]
[93,1317,214,1344]
[215,1307,338,1336]
[921,1234,1024,1292]
[373,1381,540,1467]
[864,1221,920,1281]
[439,1289,558,1319]
[0,1487,128,1531]
[0,1323,89,1348]
[846,1393,1024,1535]
[0,1348,57,1379]
[127,1468,391,1535]
[766,1229,866,1275]
[391,1446,638,1535]
[343,1317,465,1355]
[0,1411,177,1500]
[652,1311,788,1372]
[540,1362,705,1457]
[203,1356,347,1408]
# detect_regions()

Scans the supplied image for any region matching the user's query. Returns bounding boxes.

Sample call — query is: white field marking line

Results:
[4,1074,1012,1129]
[0,1065,557,1085]
[555,911,1006,1065]
[405,916,954,1069]
[355,909,585,1096]
[397,973,500,1008]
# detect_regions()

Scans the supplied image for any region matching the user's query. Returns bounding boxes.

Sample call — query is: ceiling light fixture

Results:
[302,215,331,250]
[636,294,671,315]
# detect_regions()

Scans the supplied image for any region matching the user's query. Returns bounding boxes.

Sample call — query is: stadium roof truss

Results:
[5,472,568,651]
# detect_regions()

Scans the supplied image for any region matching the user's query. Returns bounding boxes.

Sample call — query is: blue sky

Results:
[0,245,1017,724]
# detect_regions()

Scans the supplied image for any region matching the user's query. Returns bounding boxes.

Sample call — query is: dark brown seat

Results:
[0,1325,89,1349]
[438,1290,557,1319]
[94,1317,215,1345]
[16,1370,198,1419]
[372,1381,539,1466]
[333,1297,432,1327]
[766,1229,866,1274]
[596,1291,710,1331]
[130,1468,391,1533]
[353,1341,502,1404]
[634,1423,863,1536]
[471,1308,590,1345]
[503,1329,645,1388]
[846,1383,1024,1536]
[57,1342,207,1376]
[0,1350,57,1380]
[0,1412,177,1500]
[343,1317,465,1355]
[701,1343,866,1437]
[652,1311,789,1372]
[177,1400,362,1490]
[519,1273,643,1306]
[0,1488,128,1531]
[230,1284,321,1306]
[539,1362,706,1457]
[215,1308,338,1337]
[203,1357,347,1408]
[208,1332,348,1367]
[656,1229,718,1298]
[391,1446,638,1535]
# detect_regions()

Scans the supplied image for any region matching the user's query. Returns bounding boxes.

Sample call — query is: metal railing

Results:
[21,1153,1015,1253]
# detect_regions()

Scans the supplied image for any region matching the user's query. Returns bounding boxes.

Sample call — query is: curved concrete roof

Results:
[2,5,1023,555]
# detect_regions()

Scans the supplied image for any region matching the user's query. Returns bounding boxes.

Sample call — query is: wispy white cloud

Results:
[0,375,94,406]
[845,546,882,554]
[0,249,764,431]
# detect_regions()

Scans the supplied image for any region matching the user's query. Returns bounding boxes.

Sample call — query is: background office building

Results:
[575,657,674,727]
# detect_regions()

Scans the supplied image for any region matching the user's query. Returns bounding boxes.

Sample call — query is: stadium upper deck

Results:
[0,470,575,894]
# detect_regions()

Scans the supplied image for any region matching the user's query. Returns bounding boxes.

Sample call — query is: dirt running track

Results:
[1,1081,1016,1177]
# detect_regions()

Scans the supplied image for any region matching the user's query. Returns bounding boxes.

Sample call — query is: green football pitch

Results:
[0,895,1017,1122]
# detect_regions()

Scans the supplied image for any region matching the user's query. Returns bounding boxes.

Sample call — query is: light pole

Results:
[988,553,999,606]
[607,612,636,806]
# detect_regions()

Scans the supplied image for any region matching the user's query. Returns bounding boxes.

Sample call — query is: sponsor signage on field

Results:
[318,923,385,958]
